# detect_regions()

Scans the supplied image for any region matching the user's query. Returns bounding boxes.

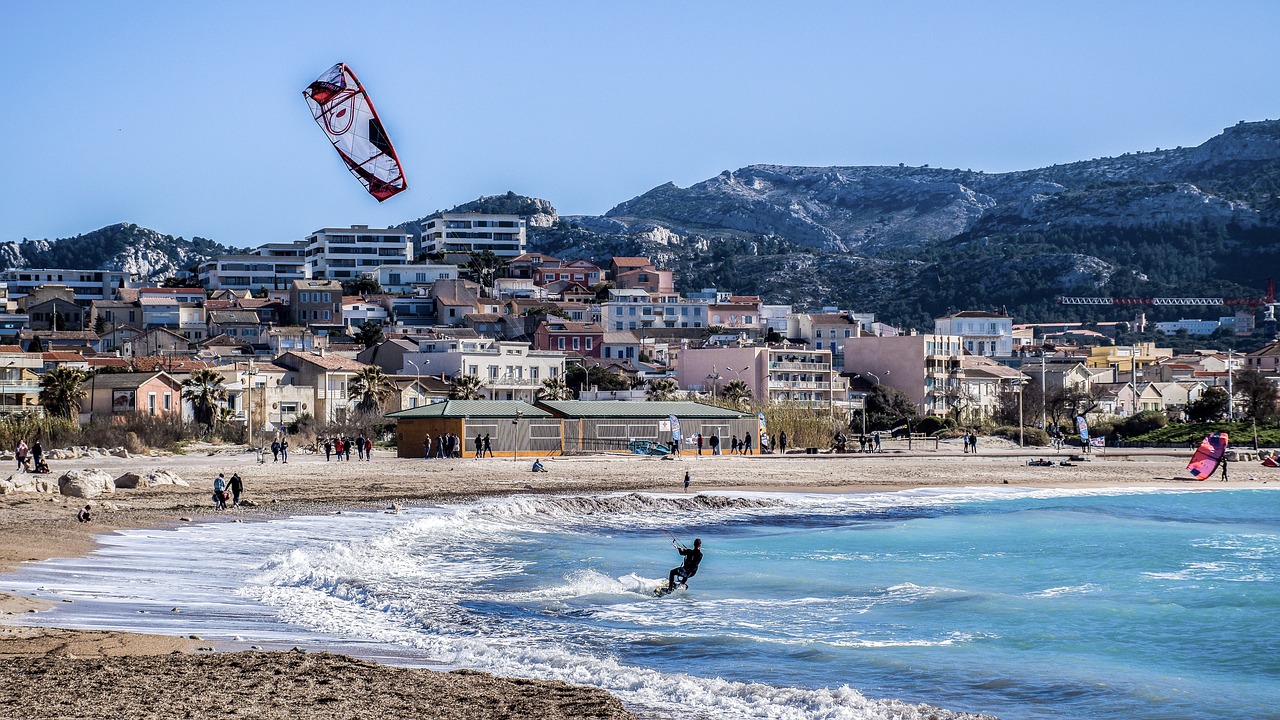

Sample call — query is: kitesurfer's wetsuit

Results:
[668,544,702,590]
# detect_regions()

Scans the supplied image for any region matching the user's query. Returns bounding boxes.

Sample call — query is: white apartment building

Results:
[200,253,310,291]
[342,297,390,330]
[418,213,526,258]
[366,263,459,294]
[788,312,862,371]
[601,289,707,331]
[0,269,138,303]
[1154,318,1221,335]
[304,225,412,281]
[934,311,1015,357]
[402,340,567,403]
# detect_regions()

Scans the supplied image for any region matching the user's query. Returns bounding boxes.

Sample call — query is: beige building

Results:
[677,344,844,406]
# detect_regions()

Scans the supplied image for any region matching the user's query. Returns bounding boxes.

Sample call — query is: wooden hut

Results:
[387,400,559,458]
[537,400,755,454]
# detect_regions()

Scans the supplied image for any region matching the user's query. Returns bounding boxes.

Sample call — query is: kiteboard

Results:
[1187,432,1229,480]
[653,583,686,598]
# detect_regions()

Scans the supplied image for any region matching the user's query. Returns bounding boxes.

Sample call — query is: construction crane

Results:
[1058,279,1275,308]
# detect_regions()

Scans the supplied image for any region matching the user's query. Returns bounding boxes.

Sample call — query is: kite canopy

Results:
[303,63,407,201]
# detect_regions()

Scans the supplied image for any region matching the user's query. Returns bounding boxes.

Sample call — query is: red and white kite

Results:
[303,63,407,201]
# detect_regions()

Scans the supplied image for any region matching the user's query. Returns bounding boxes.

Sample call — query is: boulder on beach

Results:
[58,469,117,499]
[115,470,189,489]
[0,473,58,495]
[109,447,131,459]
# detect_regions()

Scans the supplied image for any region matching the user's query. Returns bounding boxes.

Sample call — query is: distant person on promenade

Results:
[779,431,788,455]
[483,434,493,458]
[356,436,365,461]
[696,433,703,456]
[684,470,691,493]
[475,433,483,459]
[744,432,753,455]
[874,431,882,452]
[280,439,289,463]
[364,437,373,461]
[710,434,720,455]
[324,438,333,461]
[271,440,281,462]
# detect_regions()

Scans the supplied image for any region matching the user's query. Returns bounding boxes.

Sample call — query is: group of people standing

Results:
[212,472,244,509]
[961,431,979,454]
[13,440,49,474]
[422,432,465,459]
[322,436,373,461]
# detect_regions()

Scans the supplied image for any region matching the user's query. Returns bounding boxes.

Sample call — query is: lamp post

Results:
[1013,377,1025,447]
[405,358,429,407]
[1226,349,1235,421]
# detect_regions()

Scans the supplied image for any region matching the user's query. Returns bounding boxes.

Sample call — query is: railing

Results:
[768,380,832,390]
[768,361,831,371]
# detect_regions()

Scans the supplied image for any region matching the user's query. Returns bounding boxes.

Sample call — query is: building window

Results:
[148,393,156,415]
[585,337,593,351]
[572,337,580,351]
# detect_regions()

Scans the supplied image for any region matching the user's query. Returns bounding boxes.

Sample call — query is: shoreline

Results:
[2,445,1268,718]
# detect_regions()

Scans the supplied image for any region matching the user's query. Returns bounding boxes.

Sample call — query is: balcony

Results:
[768,380,832,390]
[768,361,831,371]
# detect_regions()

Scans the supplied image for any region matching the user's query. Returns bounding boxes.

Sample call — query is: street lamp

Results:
[1012,377,1025,447]
[405,358,429,406]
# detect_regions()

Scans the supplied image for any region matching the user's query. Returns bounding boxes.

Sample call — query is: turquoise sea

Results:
[7,486,1278,719]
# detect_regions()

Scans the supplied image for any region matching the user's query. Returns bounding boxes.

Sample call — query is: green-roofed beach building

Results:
[386,400,559,458]
[536,400,756,454]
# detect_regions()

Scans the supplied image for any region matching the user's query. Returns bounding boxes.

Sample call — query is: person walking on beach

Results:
[474,433,483,459]
[213,473,227,510]
[710,434,720,455]
[334,438,345,460]
[271,440,281,463]
[227,472,243,507]
[744,432,753,455]
[667,538,703,592]
[779,431,788,455]
[356,436,365,461]
[280,439,290,463]
[970,434,978,454]
[684,470,691,493]
[15,440,29,472]
[696,433,703,456]
[324,438,333,461]
[364,437,373,461]
[873,431,882,453]
[483,434,493,458]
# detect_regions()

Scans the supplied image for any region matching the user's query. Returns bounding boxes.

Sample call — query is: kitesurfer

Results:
[667,538,703,591]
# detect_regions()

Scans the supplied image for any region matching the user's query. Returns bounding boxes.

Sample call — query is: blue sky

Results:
[3,1,1278,249]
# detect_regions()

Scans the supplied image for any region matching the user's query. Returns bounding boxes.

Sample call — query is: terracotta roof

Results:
[0,345,24,353]
[465,313,504,323]
[115,289,141,303]
[277,350,372,373]
[77,371,173,389]
[610,257,652,267]
[204,299,236,310]
[41,352,88,363]
[87,357,131,368]
[131,357,213,372]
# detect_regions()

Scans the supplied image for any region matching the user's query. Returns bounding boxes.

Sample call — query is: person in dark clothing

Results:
[710,434,720,455]
[32,441,43,469]
[667,538,703,591]
[779,431,788,454]
[77,504,92,523]
[483,434,493,458]
[271,440,280,463]
[227,473,243,507]
[324,439,333,461]
[475,433,483,459]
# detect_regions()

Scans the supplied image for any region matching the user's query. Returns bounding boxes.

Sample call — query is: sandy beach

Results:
[0,440,1260,719]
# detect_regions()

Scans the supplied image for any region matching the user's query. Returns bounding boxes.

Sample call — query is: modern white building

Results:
[402,339,567,403]
[934,311,1015,357]
[0,269,138,303]
[199,253,310,292]
[304,225,412,281]
[365,263,459,294]
[418,213,526,258]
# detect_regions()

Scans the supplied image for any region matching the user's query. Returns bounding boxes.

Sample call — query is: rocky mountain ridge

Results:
[0,223,231,282]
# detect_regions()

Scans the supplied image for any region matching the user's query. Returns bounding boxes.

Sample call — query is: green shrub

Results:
[916,417,946,436]
[1119,411,1168,437]
[991,425,1050,446]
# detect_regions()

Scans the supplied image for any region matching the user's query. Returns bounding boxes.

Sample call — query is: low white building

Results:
[199,253,310,292]
[934,311,1015,357]
[366,263,459,294]
[402,340,567,403]
[1154,318,1221,335]
[601,289,707,331]
[0,268,138,303]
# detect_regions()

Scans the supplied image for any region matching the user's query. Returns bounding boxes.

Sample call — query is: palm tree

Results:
[536,375,572,401]
[182,368,228,431]
[721,379,753,408]
[348,366,394,414]
[38,366,87,419]
[645,377,680,401]
[449,374,486,400]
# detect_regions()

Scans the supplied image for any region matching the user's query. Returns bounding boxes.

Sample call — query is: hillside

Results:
[526,119,1280,328]
[0,223,230,281]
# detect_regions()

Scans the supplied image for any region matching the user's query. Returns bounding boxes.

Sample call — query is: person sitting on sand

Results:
[76,504,91,523]
[532,459,548,472]
[667,538,703,591]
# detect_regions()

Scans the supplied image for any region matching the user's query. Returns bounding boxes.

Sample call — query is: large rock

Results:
[115,470,189,489]
[58,469,117,499]
[0,473,58,495]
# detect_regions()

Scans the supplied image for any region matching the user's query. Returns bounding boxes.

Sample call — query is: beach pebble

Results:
[179,517,192,522]
[189,635,202,640]
[61,599,73,603]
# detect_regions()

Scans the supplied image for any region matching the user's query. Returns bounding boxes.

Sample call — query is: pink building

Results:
[678,345,841,406]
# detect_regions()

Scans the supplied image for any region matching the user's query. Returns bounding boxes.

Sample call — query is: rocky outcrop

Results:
[58,469,117,499]
[114,470,189,489]
[0,473,58,494]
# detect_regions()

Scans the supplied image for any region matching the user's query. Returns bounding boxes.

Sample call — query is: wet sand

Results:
[1,440,1256,718]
